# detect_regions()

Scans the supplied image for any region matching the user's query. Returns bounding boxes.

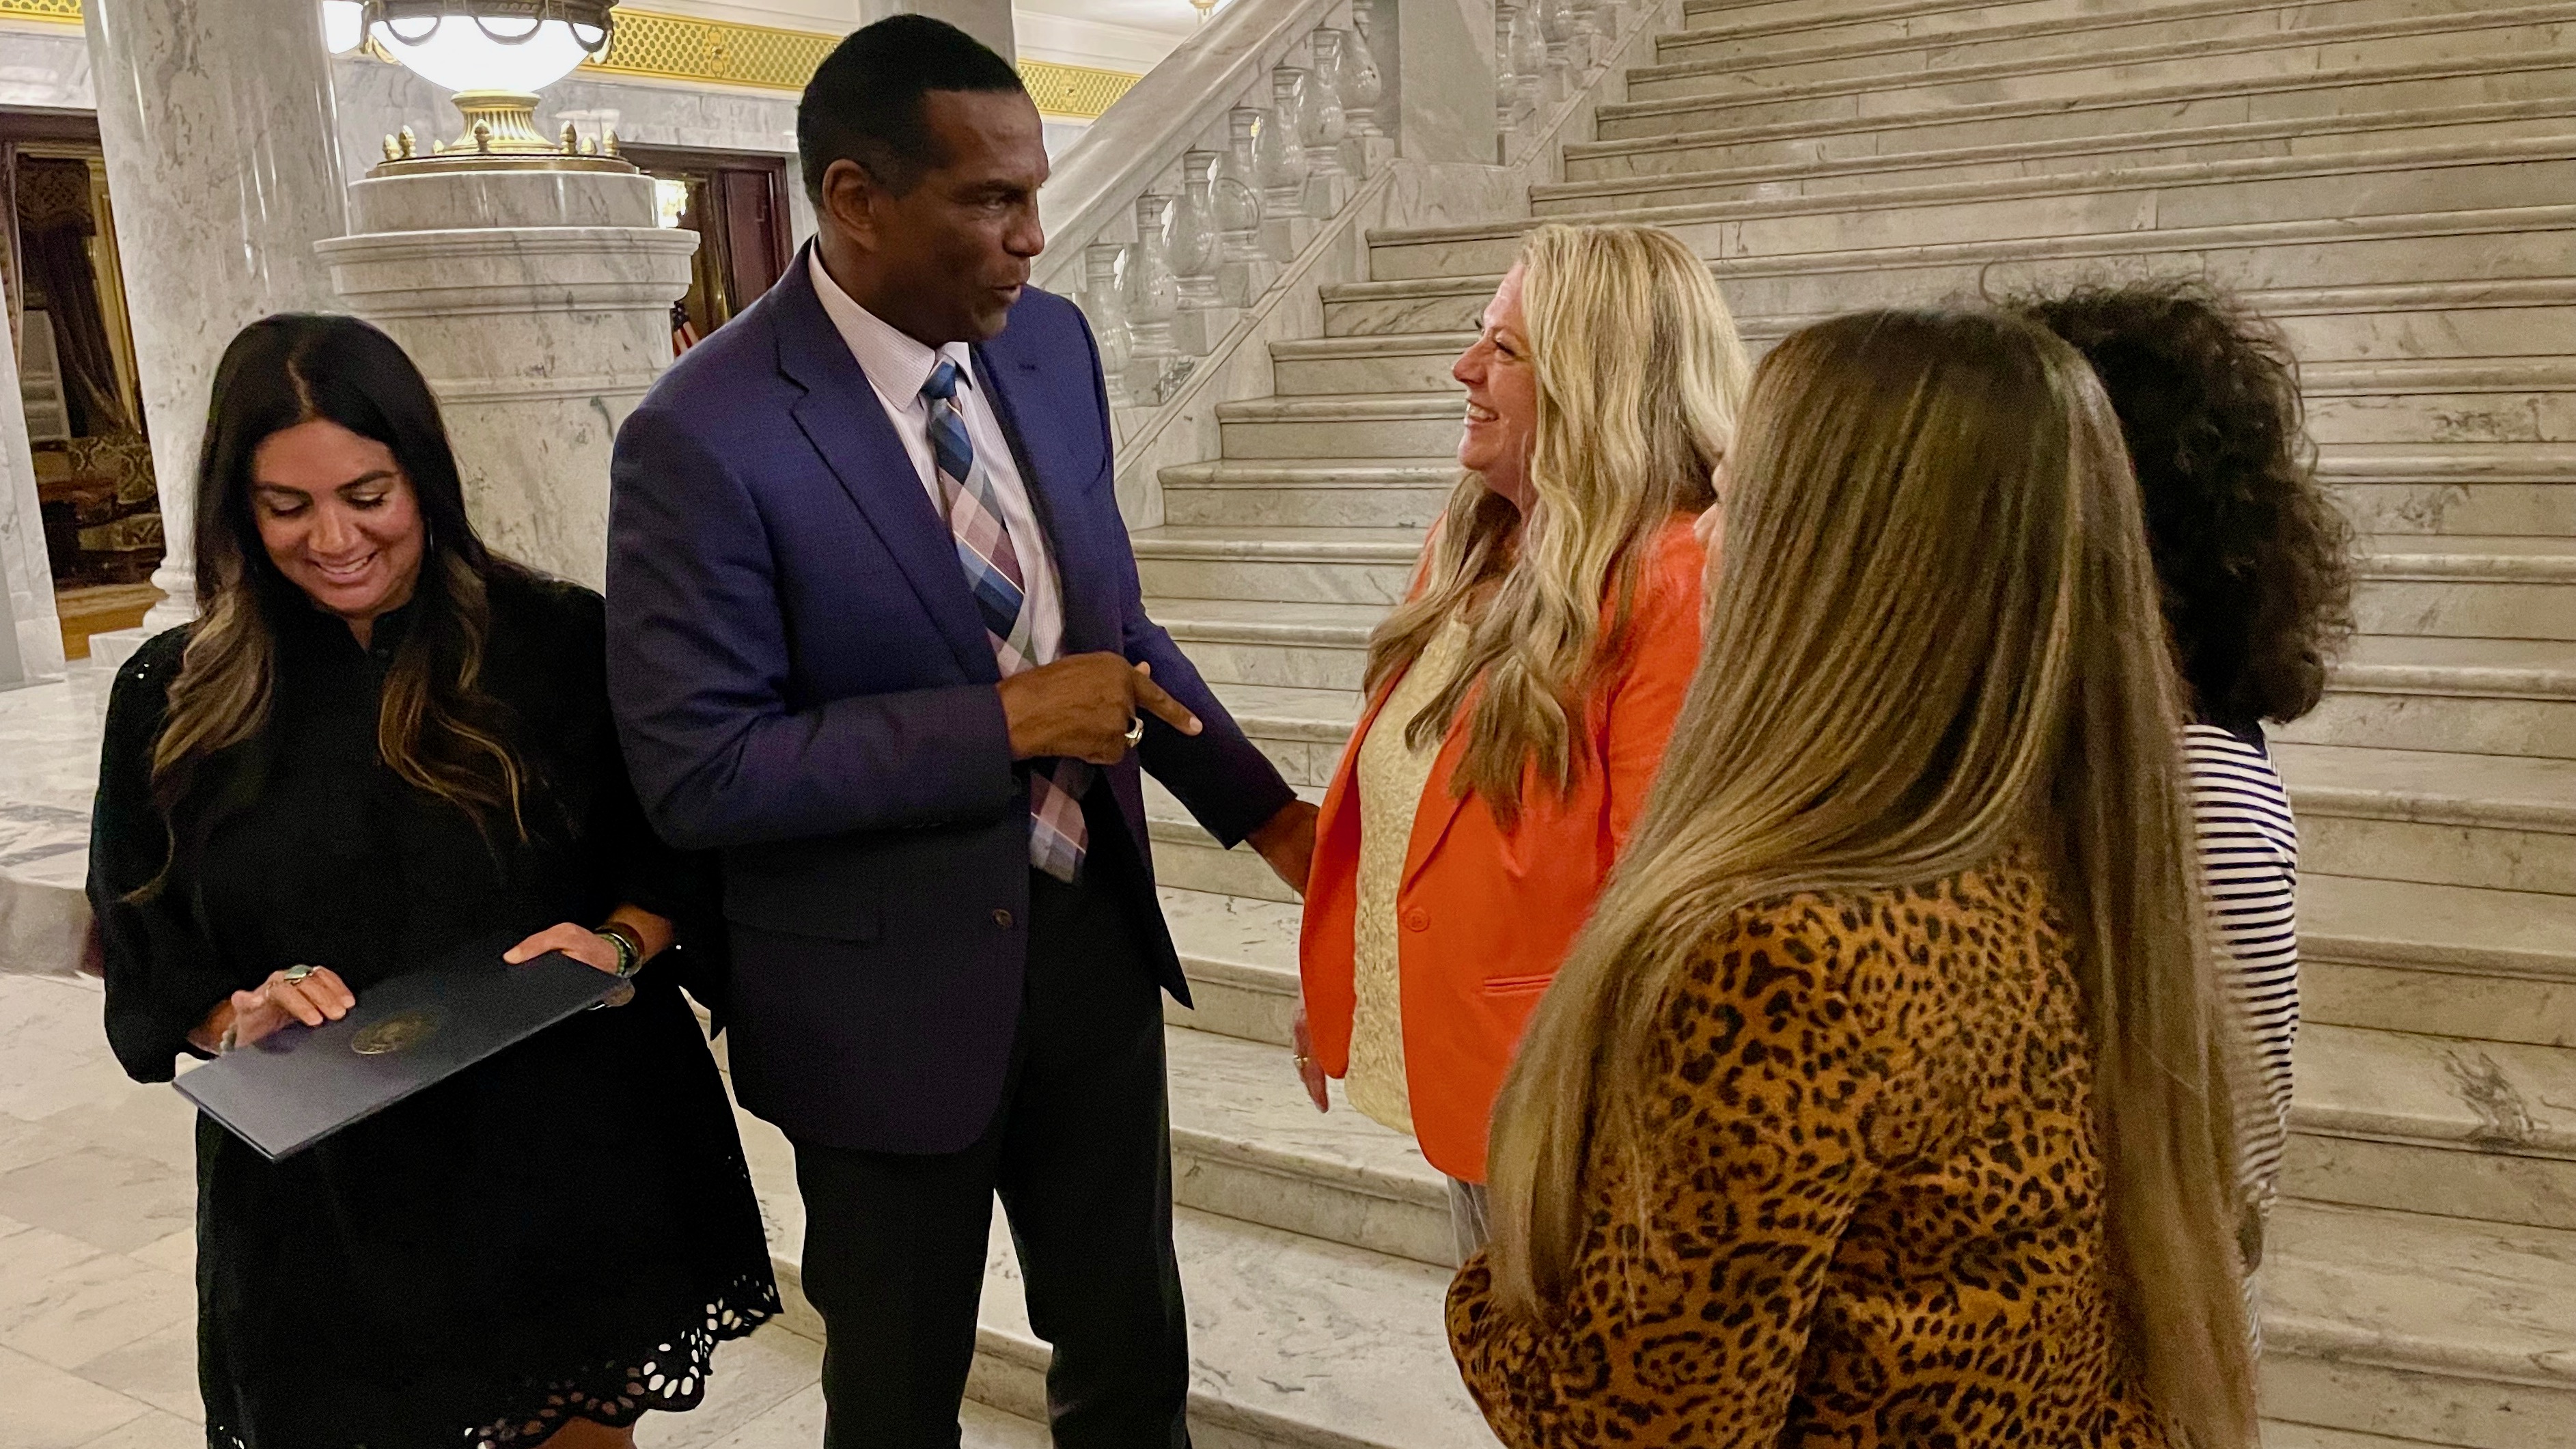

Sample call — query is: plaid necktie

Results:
[924,359,1089,882]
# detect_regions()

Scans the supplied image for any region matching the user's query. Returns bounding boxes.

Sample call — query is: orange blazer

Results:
[1299,516,1706,1181]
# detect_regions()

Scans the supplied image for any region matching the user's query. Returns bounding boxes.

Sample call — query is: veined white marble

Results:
[0,663,109,978]
[320,165,696,590]
[0,21,92,111]
[0,273,64,683]
[84,0,350,635]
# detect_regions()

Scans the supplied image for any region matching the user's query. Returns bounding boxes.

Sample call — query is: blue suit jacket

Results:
[607,249,1295,1153]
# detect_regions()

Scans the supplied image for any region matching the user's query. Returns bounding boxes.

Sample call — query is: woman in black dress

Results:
[89,314,779,1448]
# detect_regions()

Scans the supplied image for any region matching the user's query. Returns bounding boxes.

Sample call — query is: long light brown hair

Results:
[1482,309,2258,1446]
[141,316,534,893]
[1364,223,1749,823]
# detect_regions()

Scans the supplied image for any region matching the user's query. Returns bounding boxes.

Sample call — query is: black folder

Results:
[175,932,621,1161]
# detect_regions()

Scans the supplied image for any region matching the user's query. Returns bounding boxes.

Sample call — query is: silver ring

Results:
[1125,717,1146,747]
[281,963,320,984]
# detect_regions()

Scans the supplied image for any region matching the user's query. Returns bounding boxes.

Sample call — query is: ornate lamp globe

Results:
[324,0,623,167]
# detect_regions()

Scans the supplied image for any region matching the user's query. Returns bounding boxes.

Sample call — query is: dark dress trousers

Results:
[607,249,1295,1447]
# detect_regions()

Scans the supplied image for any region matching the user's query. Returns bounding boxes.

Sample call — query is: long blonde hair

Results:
[1482,309,2258,1447]
[1365,223,1749,823]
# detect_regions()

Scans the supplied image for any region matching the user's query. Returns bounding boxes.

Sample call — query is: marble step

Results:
[1570,87,2576,189]
[1131,528,2576,640]
[1215,395,1467,463]
[2286,1023,2576,1231]
[2261,1200,2576,1449]
[969,1203,1501,1448]
[1193,681,1363,789]
[1363,139,2576,281]
[2331,445,2576,540]
[2301,874,2576,1049]
[2273,741,2576,896]
[1624,3,2576,109]
[1152,804,1304,905]
[2357,535,2576,642]
[1540,101,2576,215]
[1163,1022,1454,1267]
[1261,343,2576,451]
[1647,0,2536,84]
[1593,40,2576,147]
[1660,0,2530,66]
[1157,887,2576,1239]
[1161,885,1307,1048]
[2282,637,2576,760]
[1152,596,1380,694]
[1160,459,1457,531]
[1277,314,2576,398]
[2262,1426,2508,1449]
[1325,213,2576,339]
[1134,525,1421,606]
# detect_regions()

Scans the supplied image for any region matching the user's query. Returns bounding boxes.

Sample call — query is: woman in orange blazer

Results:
[1294,223,1750,1254]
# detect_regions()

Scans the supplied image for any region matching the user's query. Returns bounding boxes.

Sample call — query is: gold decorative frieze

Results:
[1019,60,1140,121]
[0,2,1143,120]
[0,0,82,25]
[581,8,837,92]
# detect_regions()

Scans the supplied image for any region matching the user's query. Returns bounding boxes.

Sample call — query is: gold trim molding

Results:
[1019,60,1140,122]
[0,2,1141,120]
[0,0,82,25]
[582,8,837,92]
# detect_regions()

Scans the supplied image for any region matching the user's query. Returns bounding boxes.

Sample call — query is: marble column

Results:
[83,0,350,638]
[0,307,62,684]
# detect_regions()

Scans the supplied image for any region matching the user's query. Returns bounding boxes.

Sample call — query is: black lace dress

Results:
[89,571,779,1449]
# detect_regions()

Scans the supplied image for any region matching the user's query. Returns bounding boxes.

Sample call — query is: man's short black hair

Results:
[798,14,1027,202]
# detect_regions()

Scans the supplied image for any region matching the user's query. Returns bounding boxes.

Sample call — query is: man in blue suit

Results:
[606,18,1316,1446]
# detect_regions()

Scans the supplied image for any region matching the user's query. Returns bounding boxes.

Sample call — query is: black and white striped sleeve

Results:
[2185,723,2302,1215]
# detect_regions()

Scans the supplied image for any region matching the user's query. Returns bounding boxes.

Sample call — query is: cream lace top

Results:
[1346,612,1472,1137]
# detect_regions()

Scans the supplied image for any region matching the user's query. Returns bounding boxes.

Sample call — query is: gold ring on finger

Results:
[1125,717,1146,747]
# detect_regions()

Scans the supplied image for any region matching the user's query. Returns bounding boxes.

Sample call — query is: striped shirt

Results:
[2185,722,2301,1217]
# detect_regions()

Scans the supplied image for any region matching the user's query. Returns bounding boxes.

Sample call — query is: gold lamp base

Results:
[369,89,637,176]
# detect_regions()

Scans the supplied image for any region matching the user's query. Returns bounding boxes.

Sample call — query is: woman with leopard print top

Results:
[1449,309,2261,1448]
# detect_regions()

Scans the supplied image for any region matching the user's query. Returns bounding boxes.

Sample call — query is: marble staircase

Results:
[736,1,2576,1445]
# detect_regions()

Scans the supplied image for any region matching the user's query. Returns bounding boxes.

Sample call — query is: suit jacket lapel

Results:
[774,247,993,681]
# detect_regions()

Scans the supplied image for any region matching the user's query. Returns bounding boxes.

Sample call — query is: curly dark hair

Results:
[2010,277,2355,730]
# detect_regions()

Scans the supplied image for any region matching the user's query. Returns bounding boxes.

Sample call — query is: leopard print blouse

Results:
[1447,853,2176,1447]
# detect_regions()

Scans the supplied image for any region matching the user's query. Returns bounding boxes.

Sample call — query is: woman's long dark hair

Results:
[145,314,534,884]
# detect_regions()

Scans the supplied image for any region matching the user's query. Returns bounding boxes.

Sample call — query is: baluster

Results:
[1494,5,1523,137]
[1300,33,1353,216]
[1080,242,1135,410]
[1170,151,1234,355]
[1514,2,1547,121]
[1344,5,1389,142]
[1537,0,1574,106]
[1259,70,1315,261]
[1570,0,1609,79]
[1124,195,1183,404]
[1216,107,1276,307]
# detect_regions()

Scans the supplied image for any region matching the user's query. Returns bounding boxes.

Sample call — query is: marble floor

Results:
[0,970,1052,1449]
[0,664,110,982]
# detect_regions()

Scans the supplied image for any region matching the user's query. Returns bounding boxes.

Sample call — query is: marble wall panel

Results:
[0,23,92,110]
[0,277,61,683]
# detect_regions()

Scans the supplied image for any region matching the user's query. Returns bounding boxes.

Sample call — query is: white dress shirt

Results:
[809,251,1066,665]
